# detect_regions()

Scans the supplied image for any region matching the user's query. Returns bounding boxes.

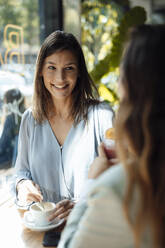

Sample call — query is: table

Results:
[0,167,65,247]
[0,204,63,248]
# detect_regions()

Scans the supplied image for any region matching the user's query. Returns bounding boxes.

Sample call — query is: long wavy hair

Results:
[115,24,165,247]
[32,30,99,124]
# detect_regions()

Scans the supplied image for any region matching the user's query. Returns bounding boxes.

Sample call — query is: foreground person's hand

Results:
[49,199,75,222]
[17,179,43,205]
[88,143,118,179]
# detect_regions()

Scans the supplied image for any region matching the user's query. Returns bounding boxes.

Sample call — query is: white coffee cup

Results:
[29,202,56,226]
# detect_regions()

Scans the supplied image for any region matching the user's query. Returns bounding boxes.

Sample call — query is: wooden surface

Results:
[0,205,51,248]
[0,167,14,206]
[0,168,61,248]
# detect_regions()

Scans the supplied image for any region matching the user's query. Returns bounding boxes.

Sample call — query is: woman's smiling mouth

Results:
[51,83,69,89]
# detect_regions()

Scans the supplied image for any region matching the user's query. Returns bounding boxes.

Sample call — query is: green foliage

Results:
[20,0,39,45]
[81,0,123,72]
[90,6,147,82]
[0,0,22,27]
[82,3,146,110]
[98,0,129,6]
[110,6,147,68]
[0,0,39,48]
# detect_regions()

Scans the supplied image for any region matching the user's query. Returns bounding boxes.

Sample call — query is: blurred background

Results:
[0,0,165,168]
[0,0,165,119]
[0,0,165,207]
[1,0,165,115]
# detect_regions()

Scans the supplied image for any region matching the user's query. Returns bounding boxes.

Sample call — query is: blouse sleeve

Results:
[13,109,33,191]
[95,102,114,143]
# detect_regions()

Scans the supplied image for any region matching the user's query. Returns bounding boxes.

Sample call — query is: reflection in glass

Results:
[63,0,81,41]
[0,0,39,204]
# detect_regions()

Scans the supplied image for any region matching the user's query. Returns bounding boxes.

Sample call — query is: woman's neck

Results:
[51,98,73,121]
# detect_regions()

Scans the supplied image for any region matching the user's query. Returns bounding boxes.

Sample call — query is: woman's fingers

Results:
[56,199,74,209]
[98,143,107,157]
[49,206,65,220]
[26,185,43,201]
[110,158,119,165]
[55,199,70,209]
[88,142,118,179]
[63,201,74,210]
[50,207,72,220]
[88,156,110,179]
[49,200,74,220]
[18,190,42,203]
[35,183,42,195]
[58,209,72,220]
[26,192,43,202]
[17,180,43,204]
[26,181,42,195]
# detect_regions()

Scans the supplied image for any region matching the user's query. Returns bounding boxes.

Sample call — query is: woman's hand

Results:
[17,179,43,205]
[88,143,118,179]
[49,199,75,222]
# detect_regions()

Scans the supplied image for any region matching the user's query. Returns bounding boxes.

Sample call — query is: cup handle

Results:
[24,211,34,224]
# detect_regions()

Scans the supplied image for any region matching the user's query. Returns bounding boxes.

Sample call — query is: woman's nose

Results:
[55,70,65,82]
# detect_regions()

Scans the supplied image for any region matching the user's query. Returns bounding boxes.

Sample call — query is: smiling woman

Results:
[13,30,114,223]
[42,50,78,101]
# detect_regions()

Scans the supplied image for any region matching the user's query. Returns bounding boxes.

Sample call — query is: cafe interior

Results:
[0,0,165,247]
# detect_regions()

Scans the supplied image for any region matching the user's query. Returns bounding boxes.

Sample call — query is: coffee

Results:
[31,202,54,212]
[30,202,56,226]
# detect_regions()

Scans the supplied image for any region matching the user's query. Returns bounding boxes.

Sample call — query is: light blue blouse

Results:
[14,102,113,203]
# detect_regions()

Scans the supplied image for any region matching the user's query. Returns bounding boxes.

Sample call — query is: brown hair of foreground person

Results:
[115,24,165,247]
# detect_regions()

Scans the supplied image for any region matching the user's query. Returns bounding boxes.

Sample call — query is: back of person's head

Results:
[115,24,165,247]
[33,30,98,124]
[4,88,25,113]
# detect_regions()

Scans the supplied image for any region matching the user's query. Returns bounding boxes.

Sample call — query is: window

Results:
[0,0,39,205]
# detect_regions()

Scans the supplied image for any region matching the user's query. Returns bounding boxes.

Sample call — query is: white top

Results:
[13,102,113,203]
[58,165,153,248]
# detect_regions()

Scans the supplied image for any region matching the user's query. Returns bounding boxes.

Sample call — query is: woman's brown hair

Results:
[115,24,165,247]
[32,30,99,124]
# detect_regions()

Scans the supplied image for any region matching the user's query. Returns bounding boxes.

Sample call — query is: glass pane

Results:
[63,0,81,41]
[0,0,39,202]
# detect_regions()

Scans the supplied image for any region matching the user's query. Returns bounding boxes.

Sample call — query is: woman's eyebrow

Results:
[45,61,77,66]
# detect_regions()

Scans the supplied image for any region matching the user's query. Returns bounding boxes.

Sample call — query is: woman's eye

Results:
[48,66,56,70]
[65,66,74,71]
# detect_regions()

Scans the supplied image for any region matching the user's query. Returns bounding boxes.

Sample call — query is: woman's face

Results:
[41,49,79,101]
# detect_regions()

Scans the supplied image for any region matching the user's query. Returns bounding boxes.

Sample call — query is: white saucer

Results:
[23,211,64,232]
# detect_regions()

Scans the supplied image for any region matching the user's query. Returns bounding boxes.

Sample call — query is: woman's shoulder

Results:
[91,101,113,111]
[97,101,113,110]
[21,108,35,124]
[22,107,32,115]
[89,165,126,200]
[89,101,114,118]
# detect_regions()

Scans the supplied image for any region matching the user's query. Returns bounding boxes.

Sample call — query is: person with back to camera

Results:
[0,88,25,169]
[57,24,165,248]
[14,30,114,221]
